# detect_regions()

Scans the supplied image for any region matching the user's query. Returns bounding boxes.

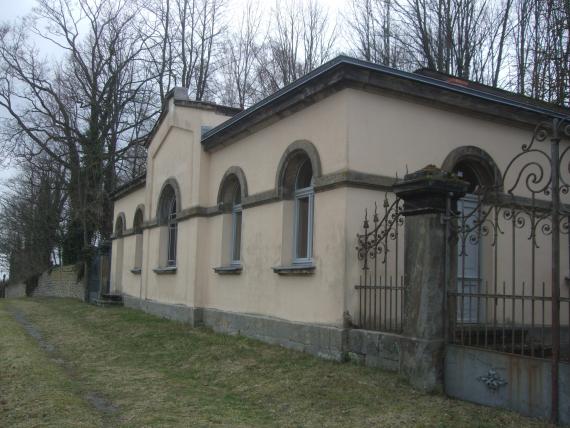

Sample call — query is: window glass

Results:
[133,210,143,234]
[167,198,177,266]
[232,210,242,263]
[296,196,310,259]
[295,160,313,190]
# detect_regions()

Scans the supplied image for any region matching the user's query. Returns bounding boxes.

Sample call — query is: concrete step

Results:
[100,293,123,302]
[93,294,124,307]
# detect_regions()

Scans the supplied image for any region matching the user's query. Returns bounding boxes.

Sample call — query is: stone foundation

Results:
[121,294,421,368]
[4,282,26,299]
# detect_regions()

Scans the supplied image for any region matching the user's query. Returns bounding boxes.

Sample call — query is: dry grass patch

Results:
[0,302,102,428]
[0,298,555,427]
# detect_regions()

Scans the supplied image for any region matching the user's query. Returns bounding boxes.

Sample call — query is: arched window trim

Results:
[441,146,502,191]
[156,180,179,270]
[217,166,248,206]
[133,206,144,234]
[156,178,181,223]
[217,168,247,269]
[115,213,126,237]
[275,140,322,200]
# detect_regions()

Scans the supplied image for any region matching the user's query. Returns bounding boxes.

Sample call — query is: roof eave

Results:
[201,56,569,151]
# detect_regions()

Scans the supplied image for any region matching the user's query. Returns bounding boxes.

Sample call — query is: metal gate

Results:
[445,118,570,422]
[87,243,111,302]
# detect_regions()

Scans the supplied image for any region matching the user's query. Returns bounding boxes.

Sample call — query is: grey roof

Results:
[201,55,569,151]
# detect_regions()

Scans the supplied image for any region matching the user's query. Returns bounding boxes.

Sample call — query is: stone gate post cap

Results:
[393,165,469,215]
[395,165,469,195]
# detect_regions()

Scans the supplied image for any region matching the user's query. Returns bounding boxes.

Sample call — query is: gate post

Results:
[394,165,467,391]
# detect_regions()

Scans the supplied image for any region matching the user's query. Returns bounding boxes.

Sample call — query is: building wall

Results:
[344,88,569,323]
[111,186,145,299]
[111,86,569,331]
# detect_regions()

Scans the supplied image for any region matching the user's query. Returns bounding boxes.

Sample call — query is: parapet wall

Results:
[31,265,85,301]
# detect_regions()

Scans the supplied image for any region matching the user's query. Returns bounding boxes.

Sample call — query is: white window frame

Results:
[230,202,242,266]
[293,185,314,265]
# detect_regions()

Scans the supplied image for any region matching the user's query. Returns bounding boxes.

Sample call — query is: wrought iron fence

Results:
[355,195,405,333]
[446,199,570,362]
[445,119,570,370]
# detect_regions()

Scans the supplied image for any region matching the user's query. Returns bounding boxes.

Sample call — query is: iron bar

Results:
[502,281,506,352]
[550,121,560,424]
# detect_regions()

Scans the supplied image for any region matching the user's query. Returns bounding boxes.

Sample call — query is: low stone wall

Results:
[31,265,85,301]
[4,282,26,299]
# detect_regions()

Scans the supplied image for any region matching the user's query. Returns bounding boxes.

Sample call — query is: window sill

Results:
[213,265,243,275]
[130,268,142,275]
[153,266,177,275]
[272,264,315,275]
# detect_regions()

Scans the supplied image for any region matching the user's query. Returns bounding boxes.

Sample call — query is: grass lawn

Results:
[0,298,554,427]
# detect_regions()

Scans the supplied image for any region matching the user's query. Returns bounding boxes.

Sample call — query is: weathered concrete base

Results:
[445,345,569,425]
[123,294,426,367]
[123,294,203,326]
[123,294,347,361]
[202,308,346,361]
[347,329,402,371]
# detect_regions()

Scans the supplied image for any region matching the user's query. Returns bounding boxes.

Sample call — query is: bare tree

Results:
[0,0,159,261]
[0,158,67,281]
[137,0,227,104]
[217,0,263,108]
[344,0,411,68]
[394,0,492,79]
[256,0,336,97]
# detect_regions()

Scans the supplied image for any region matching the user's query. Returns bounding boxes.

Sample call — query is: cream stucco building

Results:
[110,56,569,365]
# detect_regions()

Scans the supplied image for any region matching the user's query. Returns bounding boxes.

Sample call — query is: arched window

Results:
[115,215,125,237]
[274,142,321,270]
[277,149,316,266]
[217,170,246,269]
[443,147,501,323]
[133,207,144,271]
[158,183,178,268]
[293,159,314,262]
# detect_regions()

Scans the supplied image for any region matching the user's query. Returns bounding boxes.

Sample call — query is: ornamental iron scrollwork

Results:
[445,117,569,424]
[356,197,404,272]
[477,369,508,391]
[355,195,405,333]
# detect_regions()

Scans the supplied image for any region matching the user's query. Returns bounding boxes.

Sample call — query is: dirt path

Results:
[7,305,119,426]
